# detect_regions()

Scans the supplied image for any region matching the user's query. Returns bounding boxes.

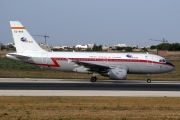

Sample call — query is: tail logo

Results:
[21,37,33,43]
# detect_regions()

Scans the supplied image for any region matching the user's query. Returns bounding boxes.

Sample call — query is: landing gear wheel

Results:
[90,77,97,82]
[147,79,151,83]
[146,74,151,83]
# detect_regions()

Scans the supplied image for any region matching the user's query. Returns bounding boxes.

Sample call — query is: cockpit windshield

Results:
[159,59,167,63]
[159,59,174,67]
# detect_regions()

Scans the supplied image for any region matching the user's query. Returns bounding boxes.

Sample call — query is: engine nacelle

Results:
[108,68,127,80]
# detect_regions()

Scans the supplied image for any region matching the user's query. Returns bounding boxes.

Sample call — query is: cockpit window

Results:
[159,59,166,63]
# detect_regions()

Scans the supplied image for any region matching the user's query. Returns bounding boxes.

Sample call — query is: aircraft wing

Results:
[71,60,110,73]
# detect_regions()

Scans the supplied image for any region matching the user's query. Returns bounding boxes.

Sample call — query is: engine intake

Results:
[108,68,127,80]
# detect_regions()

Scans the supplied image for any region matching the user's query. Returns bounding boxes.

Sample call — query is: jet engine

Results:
[109,68,127,80]
[101,68,127,80]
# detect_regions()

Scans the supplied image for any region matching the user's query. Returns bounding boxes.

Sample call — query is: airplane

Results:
[6,21,175,83]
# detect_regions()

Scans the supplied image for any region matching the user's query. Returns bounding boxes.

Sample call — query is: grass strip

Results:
[0,96,180,120]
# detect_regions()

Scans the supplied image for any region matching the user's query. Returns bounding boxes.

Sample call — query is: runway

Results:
[0,78,180,96]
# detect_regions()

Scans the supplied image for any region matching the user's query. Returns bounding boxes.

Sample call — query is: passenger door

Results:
[42,53,48,64]
[146,55,153,67]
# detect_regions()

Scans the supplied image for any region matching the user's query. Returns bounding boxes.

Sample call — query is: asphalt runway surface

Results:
[0,78,180,96]
[0,78,180,91]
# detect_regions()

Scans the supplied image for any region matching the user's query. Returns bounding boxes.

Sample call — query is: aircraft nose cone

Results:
[167,62,175,71]
[172,64,175,71]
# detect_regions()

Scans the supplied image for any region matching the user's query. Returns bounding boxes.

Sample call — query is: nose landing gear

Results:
[146,74,151,83]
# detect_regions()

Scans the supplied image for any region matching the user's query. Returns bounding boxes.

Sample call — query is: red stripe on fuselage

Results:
[50,58,60,67]
[26,58,60,67]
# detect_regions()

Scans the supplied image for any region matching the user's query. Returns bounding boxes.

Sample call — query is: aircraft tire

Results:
[90,77,97,82]
[147,79,151,83]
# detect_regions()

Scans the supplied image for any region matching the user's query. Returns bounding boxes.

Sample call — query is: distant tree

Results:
[9,46,16,51]
[92,44,97,51]
[132,46,137,49]
[92,44,102,51]
[51,48,59,51]
[142,47,148,52]
[150,45,157,49]
[1,45,6,51]
[97,45,102,51]
[124,47,132,52]
[157,43,170,50]
[169,43,180,51]
[157,43,180,51]
[116,47,125,51]
[59,48,64,51]
[85,48,92,51]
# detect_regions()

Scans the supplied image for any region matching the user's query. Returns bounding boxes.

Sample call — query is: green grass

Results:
[0,57,41,70]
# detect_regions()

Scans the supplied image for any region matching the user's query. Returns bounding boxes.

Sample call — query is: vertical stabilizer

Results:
[10,21,45,52]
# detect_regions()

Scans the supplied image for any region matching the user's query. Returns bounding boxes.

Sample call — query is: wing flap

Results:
[72,60,109,73]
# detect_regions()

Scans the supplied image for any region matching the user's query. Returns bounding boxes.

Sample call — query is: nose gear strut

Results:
[146,74,151,83]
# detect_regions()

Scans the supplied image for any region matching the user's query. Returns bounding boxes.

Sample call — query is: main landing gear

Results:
[146,74,151,83]
[90,73,98,82]
[90,76,97,82]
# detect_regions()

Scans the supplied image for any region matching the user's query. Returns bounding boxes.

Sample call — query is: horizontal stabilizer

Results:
[6,53,30,60]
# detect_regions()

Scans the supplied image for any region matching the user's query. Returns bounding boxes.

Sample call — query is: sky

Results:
[1,0,180,47]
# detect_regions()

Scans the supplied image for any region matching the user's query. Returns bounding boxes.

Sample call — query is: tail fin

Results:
[10,21,45,52]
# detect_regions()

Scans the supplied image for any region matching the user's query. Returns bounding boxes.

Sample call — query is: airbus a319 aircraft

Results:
[6,21,175,83]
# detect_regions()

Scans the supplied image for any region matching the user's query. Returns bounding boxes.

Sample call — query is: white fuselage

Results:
[6,51,175,74]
